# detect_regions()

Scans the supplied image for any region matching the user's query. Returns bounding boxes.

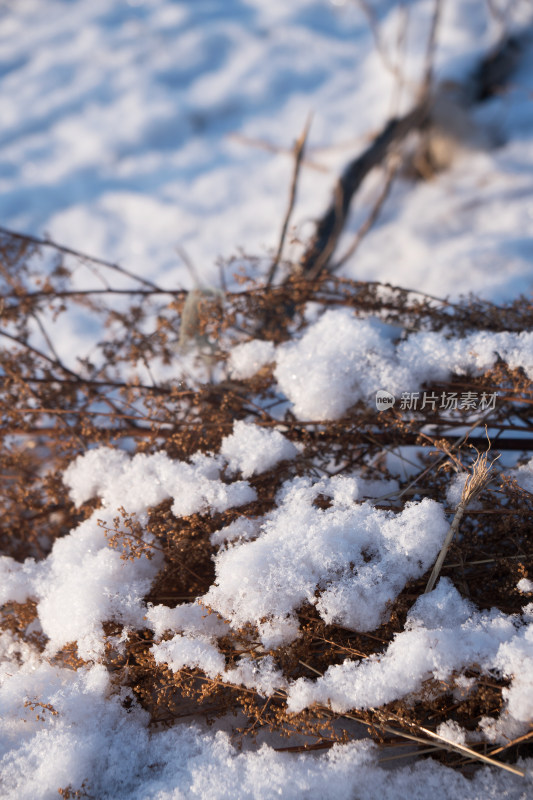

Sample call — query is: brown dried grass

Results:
[1,230,532,775]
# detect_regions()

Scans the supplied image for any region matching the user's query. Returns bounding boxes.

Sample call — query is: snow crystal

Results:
[220,420,298,478]
[210,516,260,547]
[64,447,257,518]
[274,310,533,420]
[0,557,40,606]
[225,655,287,696]
[274,310,400,420]
[446,472,468,507]
[287,578,533,740]
[151,634,289,695]
[202,476,448,645]
[513,457,533,495]
[36,521,158,659]
[148,604,289,693]
[153,634,226,679]
[146,602,228,640]
[436,720,468,746]
[518,578,533,594]
[228,339,276,380]
[491,617,533,726]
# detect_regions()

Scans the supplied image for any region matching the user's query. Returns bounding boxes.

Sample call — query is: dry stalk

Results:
[415,722,526,777]
[425,444,501,593]
[299,102,429,278]
[0,225,164,293]
[421,0,444,94]
[267,114,312,287]
[331,708,526,777]
[353,0,407,83]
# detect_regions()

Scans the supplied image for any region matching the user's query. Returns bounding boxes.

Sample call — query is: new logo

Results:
[375,389,395,411]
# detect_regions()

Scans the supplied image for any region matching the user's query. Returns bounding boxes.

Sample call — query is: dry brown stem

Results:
[267,115,312,286]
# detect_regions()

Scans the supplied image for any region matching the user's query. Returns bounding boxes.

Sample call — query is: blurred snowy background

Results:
[1,0,532,300]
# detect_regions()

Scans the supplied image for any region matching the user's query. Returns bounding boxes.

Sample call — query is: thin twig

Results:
[0,328,81,380]
[489,727,533,756]
[421,0,443,94]
[0,226,169,294]
[30,310,65,368]
[4,288,186,299]
[442,552,533,568]
[267,115,312,287]
[378,746,442,762]
[228,132,328,172]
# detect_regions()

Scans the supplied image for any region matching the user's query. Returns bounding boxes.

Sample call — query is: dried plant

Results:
[425,440,501,593]
[1,228,532,779]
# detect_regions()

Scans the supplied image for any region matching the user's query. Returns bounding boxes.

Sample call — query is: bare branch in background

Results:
[354,0,407,82]
[421,0,444,94]
[330,153,400,272]
[266,114,312,287]
[299,102,428,279]
[0,225,170,295]
[229,132,328,173]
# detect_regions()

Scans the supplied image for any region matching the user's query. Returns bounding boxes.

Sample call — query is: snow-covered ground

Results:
[1,1,533,798]
[1,0,532,299]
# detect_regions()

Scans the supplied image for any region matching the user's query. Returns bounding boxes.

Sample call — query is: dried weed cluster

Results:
[1,229,532,776]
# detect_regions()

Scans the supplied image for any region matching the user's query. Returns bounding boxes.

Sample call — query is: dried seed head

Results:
[461,439,500,506]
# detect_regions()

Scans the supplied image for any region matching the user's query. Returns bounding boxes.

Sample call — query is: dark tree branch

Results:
[299,102,429,279]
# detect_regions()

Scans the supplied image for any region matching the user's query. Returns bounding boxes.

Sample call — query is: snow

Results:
[220,420,299,478]
[513,457,533,495]
[273,310,533,420]
[1,0,532,303]
[228,340,276,380]
[153,633,227,679]
[286,578,533,736]
[145,601,229,640]
[63,446,257,517]
[209,516,261,548]
[2,0,533,796]
[1,642,530,800]
[274,312,399,420]
[203,480,448,645]
[445,472,469,507]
